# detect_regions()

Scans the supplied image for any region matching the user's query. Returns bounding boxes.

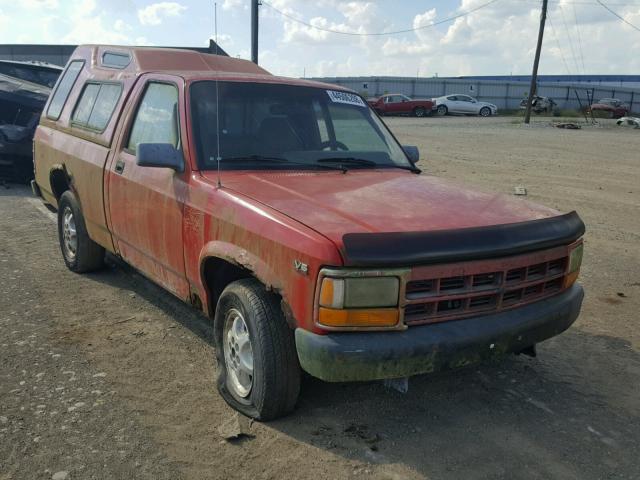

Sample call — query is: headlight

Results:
[318,275,401,328]
[319,277,399,308]
[564,242,583,288]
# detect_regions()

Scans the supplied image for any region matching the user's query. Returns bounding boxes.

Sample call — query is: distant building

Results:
[0,40,228,67]
[447,75,640,89]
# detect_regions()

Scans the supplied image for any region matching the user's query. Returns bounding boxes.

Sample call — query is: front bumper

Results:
[295,284,583,382]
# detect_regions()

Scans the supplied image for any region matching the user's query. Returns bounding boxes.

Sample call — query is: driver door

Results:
[106,76,189,299]
[385,95,403,114]
[457,95,475,113]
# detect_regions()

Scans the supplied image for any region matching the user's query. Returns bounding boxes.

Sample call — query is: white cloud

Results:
[137,2,186,26]
[21,0,59,9]
[0,0,639,76]
[209,33,234,49]
[60,0,131,44]
[62,18,131,44]
[222,0,245,12]
[114,19,131,32]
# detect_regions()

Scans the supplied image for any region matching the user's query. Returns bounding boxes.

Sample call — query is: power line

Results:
[261,0,502,37]
[572,3,587,74]
[558,5,582,74]
[596,0,640,31]
[547,16,573,75]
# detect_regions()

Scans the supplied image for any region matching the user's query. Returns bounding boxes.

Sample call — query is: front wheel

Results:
[214,278,300,420]
[480,106,492,117]
[57,190,105,273]
[413,106,426,117]
[436,104,448,116]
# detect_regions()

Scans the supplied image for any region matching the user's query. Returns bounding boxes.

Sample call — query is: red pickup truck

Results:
[33,46,585,420]
[367,94,435,117]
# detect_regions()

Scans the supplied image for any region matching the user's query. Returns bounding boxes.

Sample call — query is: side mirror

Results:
[136,143,184,173]
[403,145,419,164]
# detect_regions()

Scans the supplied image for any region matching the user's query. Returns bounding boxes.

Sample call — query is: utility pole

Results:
[524,0,548,124]
[251,0,259,64]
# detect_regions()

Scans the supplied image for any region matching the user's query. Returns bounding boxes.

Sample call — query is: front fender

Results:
[198,240,282,293]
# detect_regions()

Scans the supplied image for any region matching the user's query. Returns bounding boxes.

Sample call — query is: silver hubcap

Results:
[62,207,77,261]
[223,308,253,398]
[481,108,490,116]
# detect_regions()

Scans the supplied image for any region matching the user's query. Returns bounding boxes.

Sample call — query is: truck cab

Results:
[33,46,584,420]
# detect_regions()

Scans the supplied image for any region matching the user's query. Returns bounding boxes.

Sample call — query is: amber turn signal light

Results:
[318,307,399,328]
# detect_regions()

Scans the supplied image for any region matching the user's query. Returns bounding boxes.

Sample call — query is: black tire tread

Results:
[57,190,105,273]
[215,278,300,420]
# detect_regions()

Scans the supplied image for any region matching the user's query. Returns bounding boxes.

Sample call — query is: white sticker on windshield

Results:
[326,90,367,108]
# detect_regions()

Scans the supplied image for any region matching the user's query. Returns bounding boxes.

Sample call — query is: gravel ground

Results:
[1,115,639,480]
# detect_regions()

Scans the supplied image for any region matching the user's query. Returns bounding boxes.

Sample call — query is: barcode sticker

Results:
[326,90,367,108]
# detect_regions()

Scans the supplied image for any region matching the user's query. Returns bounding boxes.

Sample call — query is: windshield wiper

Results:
[318,156,421,174]
[317,157,377,167]
[219,155,346,172]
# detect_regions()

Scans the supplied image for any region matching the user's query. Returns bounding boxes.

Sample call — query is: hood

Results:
[205,170,559,251]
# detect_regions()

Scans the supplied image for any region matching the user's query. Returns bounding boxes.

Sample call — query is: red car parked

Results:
[368,94,435,117]
[589,98,629,119]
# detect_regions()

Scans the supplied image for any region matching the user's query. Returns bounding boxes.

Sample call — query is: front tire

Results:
[413,106,426,117]
[214,278,300,420]
[57,190,105,273]
[480,106,491,117]
[436,104,448,116]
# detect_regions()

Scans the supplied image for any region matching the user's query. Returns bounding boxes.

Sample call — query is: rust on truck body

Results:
[33,45,585,391]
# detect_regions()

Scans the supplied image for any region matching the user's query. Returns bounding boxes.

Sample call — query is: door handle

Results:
[114,159,125,174]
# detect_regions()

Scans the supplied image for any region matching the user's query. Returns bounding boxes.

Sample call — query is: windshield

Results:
[189,81,412,171]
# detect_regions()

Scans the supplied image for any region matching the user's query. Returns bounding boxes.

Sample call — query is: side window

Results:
[47,60,84,120]
[328,104,388,152]
[102,52,131,69]
[71,82,121,131]
[127,83,179,153]
[90,84,122,130]
[447,96,457,101]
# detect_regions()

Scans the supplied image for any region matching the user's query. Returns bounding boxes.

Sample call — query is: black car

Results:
[0,61,61,183]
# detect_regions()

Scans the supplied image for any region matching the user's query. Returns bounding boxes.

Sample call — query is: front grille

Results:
[404,254,568,326]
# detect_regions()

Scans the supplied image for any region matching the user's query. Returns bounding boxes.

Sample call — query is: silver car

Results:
[433,94,498,117]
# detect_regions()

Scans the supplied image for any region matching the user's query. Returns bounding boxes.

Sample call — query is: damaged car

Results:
[33,46,584,420]
[589,98,629,119]
[519,95,557,114]
[0,61,60,183]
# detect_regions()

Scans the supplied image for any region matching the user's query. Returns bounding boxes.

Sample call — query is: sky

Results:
[0,0,639,77]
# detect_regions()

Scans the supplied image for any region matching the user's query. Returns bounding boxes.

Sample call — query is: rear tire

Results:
[214,278,300,420]
[437,104,448,116]
[57,190,105,273]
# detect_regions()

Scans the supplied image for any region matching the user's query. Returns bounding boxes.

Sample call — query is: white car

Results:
[433,94,498,117]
